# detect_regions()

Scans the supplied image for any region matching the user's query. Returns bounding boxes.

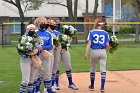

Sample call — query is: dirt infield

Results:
[56,70,140,93]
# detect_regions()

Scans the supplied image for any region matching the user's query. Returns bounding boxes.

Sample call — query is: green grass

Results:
[11,33,135,41]
[0,42,140,93]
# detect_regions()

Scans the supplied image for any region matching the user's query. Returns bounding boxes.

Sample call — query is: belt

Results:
[92,48,105,50]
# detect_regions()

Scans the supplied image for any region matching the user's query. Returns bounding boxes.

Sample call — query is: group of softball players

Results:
[18,17,78,93]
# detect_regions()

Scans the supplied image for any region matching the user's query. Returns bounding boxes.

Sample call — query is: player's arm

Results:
[85,40,91,60]
[42,35,53,50]
[106,42,110,50]
[105,33,110,50]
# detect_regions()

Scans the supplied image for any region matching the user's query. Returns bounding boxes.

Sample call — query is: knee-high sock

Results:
[27,83,33,93]
[90,72,95,86]
[32,81,37,93]
[35,77,43,92]
[44,80,52,93]
[55,70,59,86]
[52,74,56,86]
[66,70,73,85]
[20,83,27,93]
[101,72,106,89]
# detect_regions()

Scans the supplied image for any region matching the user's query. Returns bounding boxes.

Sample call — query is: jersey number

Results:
[93,34,105,44]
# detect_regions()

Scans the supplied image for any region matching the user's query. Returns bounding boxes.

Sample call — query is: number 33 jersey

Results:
[87,29,110,49]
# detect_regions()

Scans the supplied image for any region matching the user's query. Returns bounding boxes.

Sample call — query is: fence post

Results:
[2,22,4,47]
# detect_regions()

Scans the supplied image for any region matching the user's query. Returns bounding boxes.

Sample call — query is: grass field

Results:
[0,41,140,93]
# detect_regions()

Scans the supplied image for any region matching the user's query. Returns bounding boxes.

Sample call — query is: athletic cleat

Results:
[52,86,56,93]
[88,85,94,91]
[36,91,41,93]
[55,85,60,90]
[68,83,78,90]
[100,88,105,92]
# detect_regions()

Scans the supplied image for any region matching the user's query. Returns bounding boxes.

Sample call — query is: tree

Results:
[47,0,78,22]
[92,0,99,22]
[2,0,45,35]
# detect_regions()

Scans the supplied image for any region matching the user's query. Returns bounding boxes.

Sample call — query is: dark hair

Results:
[28,19,35,25]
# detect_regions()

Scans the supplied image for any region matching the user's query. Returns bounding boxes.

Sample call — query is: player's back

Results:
[88,29,109,49]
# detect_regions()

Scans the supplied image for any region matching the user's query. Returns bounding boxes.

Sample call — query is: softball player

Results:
[43,19,60,93]
[84,21,110,92]
[34,17,53,93]
[54,21,78,90]
[19,24,39,93]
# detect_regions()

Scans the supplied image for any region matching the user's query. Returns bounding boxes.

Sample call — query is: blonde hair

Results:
[34,17,47,29]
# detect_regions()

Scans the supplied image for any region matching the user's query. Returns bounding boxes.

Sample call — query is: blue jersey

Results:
[87,29,110,49]
[36,29,53,51]
[53,30,61,36]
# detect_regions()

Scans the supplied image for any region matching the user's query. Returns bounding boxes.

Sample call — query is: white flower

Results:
[27,36,33,42]
[26,43,33,50]
[74,29,77,32]
[52,33,57,40]
[17,44,24,50]
[111,36,118,43]
[70,30,74,34]
[63,25,69,29]
[62,34,68,41]
[20,35,27,44]
[26,42,30,46]
[67,43,70,47]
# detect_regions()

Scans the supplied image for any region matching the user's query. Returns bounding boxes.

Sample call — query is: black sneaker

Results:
[88,85,94,91]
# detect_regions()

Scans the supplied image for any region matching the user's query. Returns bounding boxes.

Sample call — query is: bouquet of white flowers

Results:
[17,34,42,68]
[61,25,77,37]
[58,34,71,50]
[109,35,119,54]
[17,35,39,55]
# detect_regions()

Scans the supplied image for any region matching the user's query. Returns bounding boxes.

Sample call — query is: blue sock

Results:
[101,72,106,89]
[52,74,56,86]
[20,83,27,93]
[35,77,43,92]
[90,72,95,86]
[66,70,73,85]
[55,70,59,86]
[32,81,36,93]
[27,83,33,93]
[44,80,52,93]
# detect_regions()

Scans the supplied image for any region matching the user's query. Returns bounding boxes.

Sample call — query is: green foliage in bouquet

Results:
[61,25,77,38]
[109,35,119,54]
[58,34,70,50]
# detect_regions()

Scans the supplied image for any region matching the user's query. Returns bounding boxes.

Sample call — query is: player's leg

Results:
[34,68,43,93]
[99,49,107,92]
[51,49,57,87]
[43,50,56,93]
[89,50,98,91]
[20,57,31,93]
[61,49,78,90]
[42,58,53,93]
[27,62,38,93]
[54,48,62,90]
